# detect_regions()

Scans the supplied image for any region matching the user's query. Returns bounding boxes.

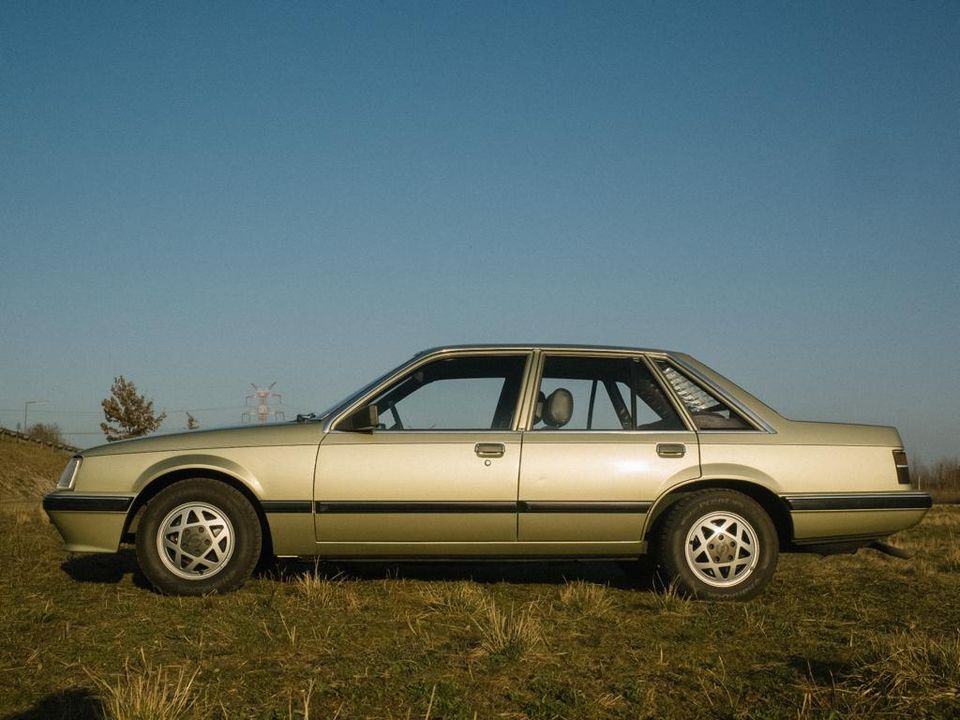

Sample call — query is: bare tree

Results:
[25,422,65,445]
[100,376,166,441]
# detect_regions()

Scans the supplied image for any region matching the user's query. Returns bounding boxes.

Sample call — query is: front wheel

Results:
[135,479,262,595]
[654,490,778,601]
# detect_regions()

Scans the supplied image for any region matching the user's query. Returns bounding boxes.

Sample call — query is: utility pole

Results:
[23,400,45,432]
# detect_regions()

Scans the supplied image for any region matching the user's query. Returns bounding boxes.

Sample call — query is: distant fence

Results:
[0,427,79,453]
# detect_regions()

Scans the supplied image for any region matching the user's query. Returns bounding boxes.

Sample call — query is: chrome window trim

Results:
[334,429,523,435]
[525,429,695,436]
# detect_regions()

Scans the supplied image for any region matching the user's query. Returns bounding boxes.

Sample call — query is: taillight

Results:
[893,450,910,485]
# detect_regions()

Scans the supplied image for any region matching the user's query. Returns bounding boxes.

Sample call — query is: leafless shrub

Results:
[914,458,960,503]
[24,422,65,445]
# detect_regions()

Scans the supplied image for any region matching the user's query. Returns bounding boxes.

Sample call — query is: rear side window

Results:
[534,356,685,431]
[655,360,754,431]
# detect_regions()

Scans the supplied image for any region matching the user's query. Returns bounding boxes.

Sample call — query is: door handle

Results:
[657,443,686,458]
[475,443,505,458]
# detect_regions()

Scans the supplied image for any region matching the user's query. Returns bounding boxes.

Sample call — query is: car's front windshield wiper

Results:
[295,412,318,423]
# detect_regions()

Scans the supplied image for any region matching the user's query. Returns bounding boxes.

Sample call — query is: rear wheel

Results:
[655,489,778,601]
[135,479,261,595]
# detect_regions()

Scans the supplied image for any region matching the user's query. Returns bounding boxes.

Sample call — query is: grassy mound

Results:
[0,432,71,502]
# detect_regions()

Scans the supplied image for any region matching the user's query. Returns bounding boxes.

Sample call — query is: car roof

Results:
[415,343,677,356]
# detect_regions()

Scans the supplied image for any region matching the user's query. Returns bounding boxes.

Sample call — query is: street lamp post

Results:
[23,400,46,432]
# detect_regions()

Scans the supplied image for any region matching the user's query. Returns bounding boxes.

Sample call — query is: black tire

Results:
[654,489,778,601]
[135,479,262,595]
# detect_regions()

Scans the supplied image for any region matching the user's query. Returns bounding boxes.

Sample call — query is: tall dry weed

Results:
[290,567,361,610]
[799,630,960,717]
[557,580,616,617]
[847,630,960,710]
[472,600,543,658]
[91,653,204,720]
[418,580,489,613]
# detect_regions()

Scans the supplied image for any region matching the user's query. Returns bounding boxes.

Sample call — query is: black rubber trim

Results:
[782,493,932,512]
[316,501,517,514]
[262,501,313,514]
[42,494,133,513]
[314,501,652,514]
[519,501,651,513]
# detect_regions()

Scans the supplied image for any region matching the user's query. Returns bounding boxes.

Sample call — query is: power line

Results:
[0,405,249,415]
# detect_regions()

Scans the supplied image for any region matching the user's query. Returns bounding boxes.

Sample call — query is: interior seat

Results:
[541,388,573,428]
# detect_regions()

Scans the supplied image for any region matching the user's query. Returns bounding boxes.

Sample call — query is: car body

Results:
[44,344,931,599]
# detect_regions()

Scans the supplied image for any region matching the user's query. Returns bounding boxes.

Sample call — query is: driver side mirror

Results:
[339,404,379,432]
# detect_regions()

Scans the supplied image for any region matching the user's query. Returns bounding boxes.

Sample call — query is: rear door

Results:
[518,352,700,542]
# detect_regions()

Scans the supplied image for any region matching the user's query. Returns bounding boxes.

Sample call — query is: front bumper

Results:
[42,493,133,553]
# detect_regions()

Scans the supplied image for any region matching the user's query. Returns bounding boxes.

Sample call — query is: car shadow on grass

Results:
[60,548,153,591]
[272,557,660,591]
[2,688,101,720]
[59,550,660,593]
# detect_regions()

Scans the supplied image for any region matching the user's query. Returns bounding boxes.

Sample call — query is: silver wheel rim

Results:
[684,511,759,588]
[156,502,235,580]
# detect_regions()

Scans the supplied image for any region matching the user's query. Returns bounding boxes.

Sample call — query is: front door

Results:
[314,353,530,546]
[518,353,701,543]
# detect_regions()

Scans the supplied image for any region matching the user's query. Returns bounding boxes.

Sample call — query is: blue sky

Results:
[1,2,958,460]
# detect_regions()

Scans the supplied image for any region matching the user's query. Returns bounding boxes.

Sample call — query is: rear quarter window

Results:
[656,361,755,431]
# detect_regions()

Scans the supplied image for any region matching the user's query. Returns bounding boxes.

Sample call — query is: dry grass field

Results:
[1,437,958,719]
[0,433,72,502]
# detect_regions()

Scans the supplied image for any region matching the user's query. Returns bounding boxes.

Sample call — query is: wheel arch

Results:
[644,479,794,551]
[122,467,274,562]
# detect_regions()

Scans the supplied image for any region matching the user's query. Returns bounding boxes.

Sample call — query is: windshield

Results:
[313,357,418,421]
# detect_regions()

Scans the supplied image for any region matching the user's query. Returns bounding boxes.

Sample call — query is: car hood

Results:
[81,422,325,457]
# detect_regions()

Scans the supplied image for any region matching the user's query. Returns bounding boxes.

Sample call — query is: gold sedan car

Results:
[44,345,930,600]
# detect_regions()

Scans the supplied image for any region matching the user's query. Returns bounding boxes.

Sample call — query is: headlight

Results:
[56,456,82,490]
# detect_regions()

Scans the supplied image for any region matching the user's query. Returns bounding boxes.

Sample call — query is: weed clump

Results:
[472,600,543,659]
[91,653,204,720]
[557,579,616,617]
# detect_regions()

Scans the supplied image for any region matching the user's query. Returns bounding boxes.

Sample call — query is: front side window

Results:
[366,355,527,431]
[655,360,754,430]
[532,356,685,431]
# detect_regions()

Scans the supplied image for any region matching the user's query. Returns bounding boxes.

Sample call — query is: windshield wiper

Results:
[296,413,318,423]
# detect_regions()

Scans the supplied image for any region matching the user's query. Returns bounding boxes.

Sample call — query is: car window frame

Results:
[647,355,773,433]
[522,350,694,433]
[327,350,534,433]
